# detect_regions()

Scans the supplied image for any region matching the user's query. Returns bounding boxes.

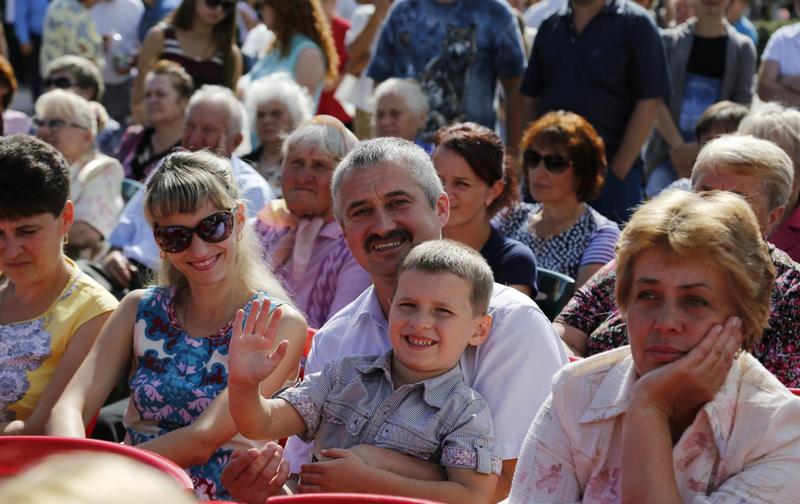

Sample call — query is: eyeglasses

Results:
[43,76,75,89]
[523,149,572,174]
[204,0,236,12]
[153,211,234,253]
[32,117,87,132]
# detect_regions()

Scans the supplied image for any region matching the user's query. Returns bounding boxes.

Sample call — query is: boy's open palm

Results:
[230,299,289,387]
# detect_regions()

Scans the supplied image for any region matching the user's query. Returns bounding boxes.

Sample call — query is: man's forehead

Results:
[341,162,422,200]
[188,102,228,126]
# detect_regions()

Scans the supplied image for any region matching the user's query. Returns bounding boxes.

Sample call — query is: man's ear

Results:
[468,313,492,347]
[436,191,450,228]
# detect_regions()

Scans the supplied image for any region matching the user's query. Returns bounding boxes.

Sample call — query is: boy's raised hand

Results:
[229,298,289,387]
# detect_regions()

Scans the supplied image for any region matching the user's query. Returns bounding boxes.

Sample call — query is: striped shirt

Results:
[278,351,502,475]
[159,24,227,89]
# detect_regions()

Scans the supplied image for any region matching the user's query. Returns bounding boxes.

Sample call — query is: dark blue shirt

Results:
[367,0,527,138]
[480,226,538,297]
[521,0,670,155]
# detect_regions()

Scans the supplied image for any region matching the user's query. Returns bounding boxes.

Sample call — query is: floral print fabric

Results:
[124,287,267,500]
[509,347,800,503]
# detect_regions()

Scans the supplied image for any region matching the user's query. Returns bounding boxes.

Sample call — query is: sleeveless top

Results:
[245,33,325,107]
[495,202,620,279]
[0,261,118,422]
[124,286,277,500]
[160,24,227,89]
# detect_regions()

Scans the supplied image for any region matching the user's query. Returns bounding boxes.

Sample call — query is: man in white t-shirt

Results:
[264,137,566,502]
[757,8,800,107]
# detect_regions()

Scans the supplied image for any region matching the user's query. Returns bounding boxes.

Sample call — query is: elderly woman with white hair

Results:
[254,115,371,328]
[33,89,124,259]
[738,102,800,261]
[242,73,314,194]
[372,78,431,153]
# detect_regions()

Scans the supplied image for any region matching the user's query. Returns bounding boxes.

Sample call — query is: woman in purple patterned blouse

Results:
[254,115,371,328]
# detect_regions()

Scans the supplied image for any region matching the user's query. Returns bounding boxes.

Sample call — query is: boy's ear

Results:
[468,313,492,346]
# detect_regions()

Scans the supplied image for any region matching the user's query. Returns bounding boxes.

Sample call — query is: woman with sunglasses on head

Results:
[495,111,620,288]
[432,122,537,297]
[34,89,124,260]
[0,136,118,435]
[132,0,242,123]
[240,0,338,113]
[47,150,307,500]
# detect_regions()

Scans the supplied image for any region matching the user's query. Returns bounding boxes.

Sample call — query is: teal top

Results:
[246,33,324,107]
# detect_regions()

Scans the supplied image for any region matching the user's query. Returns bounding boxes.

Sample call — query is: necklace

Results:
[0,279,8,324]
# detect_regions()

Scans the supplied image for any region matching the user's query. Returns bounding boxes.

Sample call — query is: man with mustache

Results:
[276,137,567,501]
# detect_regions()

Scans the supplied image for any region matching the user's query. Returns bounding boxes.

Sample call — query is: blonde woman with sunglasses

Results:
[48,150,307,501]
[494,111,620,288]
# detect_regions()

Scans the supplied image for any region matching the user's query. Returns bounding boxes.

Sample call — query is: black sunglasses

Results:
[204,0,236,12]
[44,76,75,89]
[153,211,234,254]
[523,149,572,174]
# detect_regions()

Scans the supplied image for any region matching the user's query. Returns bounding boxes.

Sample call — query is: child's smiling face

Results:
[388,269,492,386]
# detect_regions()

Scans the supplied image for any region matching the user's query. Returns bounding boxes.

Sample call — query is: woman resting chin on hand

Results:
[508,190,800,503]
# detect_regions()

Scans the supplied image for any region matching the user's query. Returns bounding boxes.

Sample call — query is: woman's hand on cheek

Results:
[631,316,744,419]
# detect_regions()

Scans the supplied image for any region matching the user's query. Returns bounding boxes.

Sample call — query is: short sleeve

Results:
[73,158,124,238]
[277,363,336,441]
[554,262,618,335]
[627,13,671,100]
[492,4,527,79]
[440,396,502,475]
[761,28,786,64]
[579,225,620,267]
[345,5,373,46]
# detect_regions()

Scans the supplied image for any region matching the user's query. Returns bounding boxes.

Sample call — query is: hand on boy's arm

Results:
[299,449,497,503]
[222,443,290,504]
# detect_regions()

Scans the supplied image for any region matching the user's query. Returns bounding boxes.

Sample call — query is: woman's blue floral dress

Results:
[124,286,273,500]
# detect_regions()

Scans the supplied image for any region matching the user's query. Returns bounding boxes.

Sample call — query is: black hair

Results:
[0,136,71,219]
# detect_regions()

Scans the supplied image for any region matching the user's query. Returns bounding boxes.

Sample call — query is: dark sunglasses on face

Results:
[523,149,572,174]
[204,0,236,12]
[153,211,235,254]
[43,76,75,89]
[32,117,87,131]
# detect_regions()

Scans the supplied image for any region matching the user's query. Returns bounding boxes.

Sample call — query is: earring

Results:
[159,250,166,259]
[62,235,69,246]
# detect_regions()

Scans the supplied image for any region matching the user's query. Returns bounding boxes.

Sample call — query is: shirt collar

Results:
[352,350,467,408]
[319,220,343,239]
[351,285,388,330]
[561,0,625,16]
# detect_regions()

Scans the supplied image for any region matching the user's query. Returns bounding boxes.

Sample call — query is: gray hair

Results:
[371,78,429,116]
[738,102,800,176]
[44,55,104,102]
[692,134,794,210]
[283,117,359,164]
[245,72,314,136]
[331,137,443,223]
[187,85,246,138]
[35,88,98,138]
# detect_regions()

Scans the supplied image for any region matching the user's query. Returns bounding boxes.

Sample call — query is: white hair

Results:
[371,78,429,116]
[35,88,98,138]
[692,134,794,210]
[738,102,800,174]
[283,117,359,163]
[244,72,314,136]
[187,84,246,137]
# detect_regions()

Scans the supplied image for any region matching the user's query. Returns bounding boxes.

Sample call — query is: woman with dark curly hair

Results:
[241,0,338,110]
[131,0,242,122]
[433,122,537,297]
[495,111,620,287]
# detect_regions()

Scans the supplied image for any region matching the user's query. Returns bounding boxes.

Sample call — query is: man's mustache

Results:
[364,229,412,252]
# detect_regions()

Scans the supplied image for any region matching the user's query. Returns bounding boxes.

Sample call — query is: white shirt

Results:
[89,0,144,85]
[523,0,566,29]
[762,22,800,77]
[284,283,568,472]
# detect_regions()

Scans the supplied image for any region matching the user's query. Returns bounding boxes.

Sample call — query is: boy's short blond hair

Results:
[398,240,494,315]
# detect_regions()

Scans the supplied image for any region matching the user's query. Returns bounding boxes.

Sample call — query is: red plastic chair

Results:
[789,388,800,397]
[267,494,442,503]
[0,436,193,490]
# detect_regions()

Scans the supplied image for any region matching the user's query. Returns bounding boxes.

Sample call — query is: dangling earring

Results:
[159,250,166,260]
[62,235,69,246]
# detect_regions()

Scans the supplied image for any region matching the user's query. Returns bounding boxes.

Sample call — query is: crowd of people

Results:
[1,0,800,502]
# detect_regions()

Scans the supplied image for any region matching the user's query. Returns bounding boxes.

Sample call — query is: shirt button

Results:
[476,438,485,448]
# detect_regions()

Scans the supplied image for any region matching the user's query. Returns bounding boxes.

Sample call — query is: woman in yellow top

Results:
[0,135,118,434]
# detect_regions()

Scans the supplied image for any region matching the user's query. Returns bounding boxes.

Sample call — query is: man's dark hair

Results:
[0,136,71,219]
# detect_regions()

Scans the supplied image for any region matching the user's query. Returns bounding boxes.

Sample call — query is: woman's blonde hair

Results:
[144,150,290,306]
[35,88,99,138]
[616,190,775,351]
